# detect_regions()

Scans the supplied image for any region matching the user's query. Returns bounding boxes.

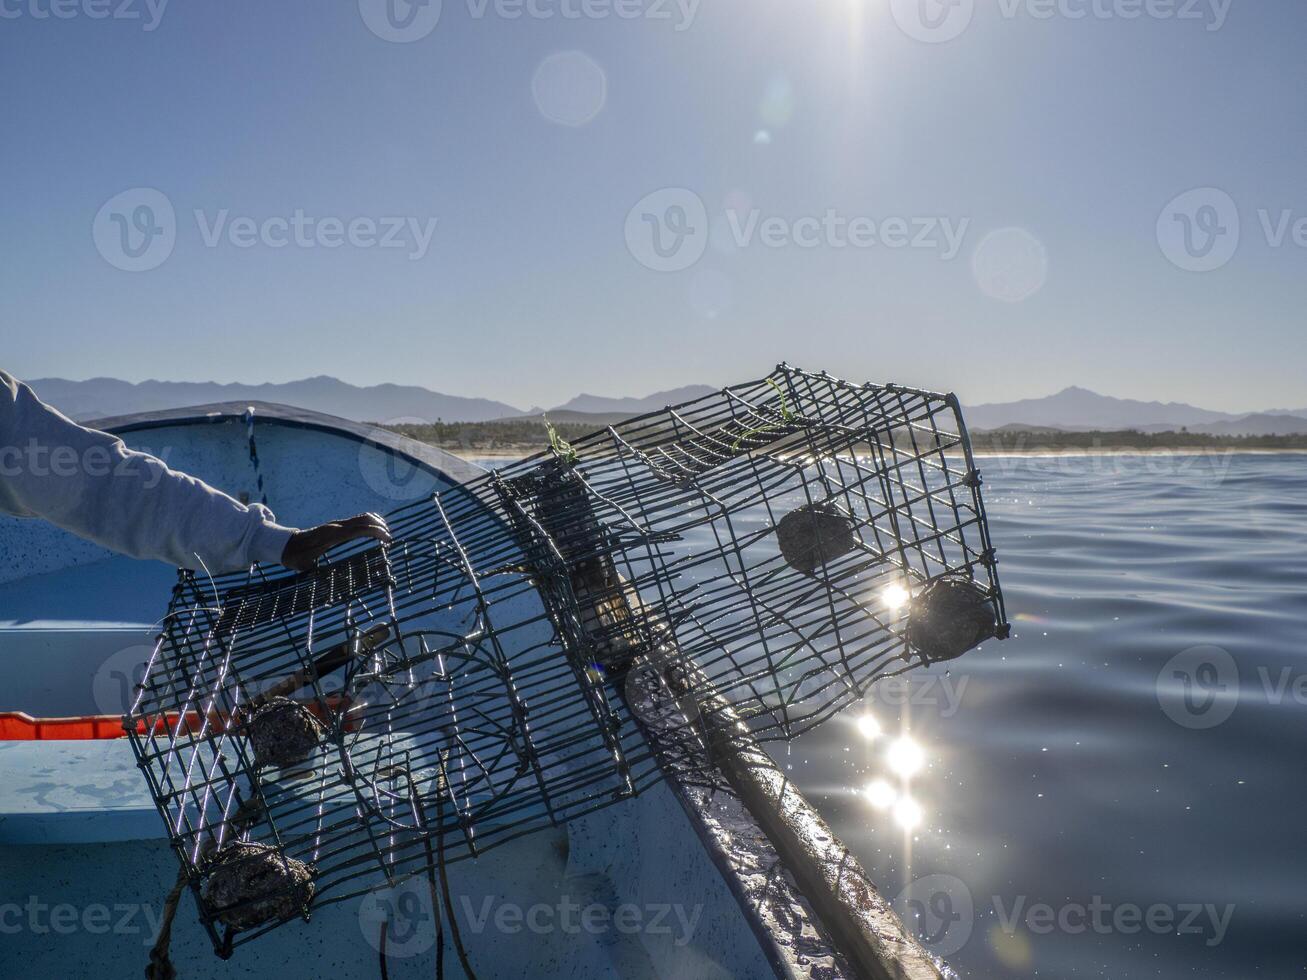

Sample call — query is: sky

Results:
[1,0,1304,413]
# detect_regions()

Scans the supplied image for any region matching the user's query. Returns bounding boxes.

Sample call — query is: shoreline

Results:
[433,446,1307,461]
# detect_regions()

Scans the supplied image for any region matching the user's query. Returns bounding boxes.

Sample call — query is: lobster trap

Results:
[126,365,1008,956]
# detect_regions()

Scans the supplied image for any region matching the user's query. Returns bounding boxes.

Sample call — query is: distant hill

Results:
[19,374,1307,437]
[963,386,1236,431]
[1184,414,1307,437]
[26,376,524,424]
[524,409,649,427]
[965,388,1307,436]
[22,375,717,426]
[549,385,718,416]
[978,422,1069,435]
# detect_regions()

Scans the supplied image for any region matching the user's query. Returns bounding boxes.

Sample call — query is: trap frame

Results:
[126,364,1008,956]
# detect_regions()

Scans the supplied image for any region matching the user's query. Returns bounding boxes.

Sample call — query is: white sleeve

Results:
[0,371,297,573]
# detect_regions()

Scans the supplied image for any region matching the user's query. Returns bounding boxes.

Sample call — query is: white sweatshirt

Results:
[0,370,296,573]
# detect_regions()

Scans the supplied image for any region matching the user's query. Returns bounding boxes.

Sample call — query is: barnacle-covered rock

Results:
[202,842,315,930]
[775,502,858,575]
[905,576,996,663]
[245,697,324,769]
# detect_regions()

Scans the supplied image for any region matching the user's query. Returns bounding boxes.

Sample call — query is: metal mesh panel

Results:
[126,364,1008,956]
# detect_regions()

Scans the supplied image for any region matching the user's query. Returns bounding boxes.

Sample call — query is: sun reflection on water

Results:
[865,779,897,810]
[857,713,882,740]
[892,795,924,831]
[887,735,925,778]
[881,582,911,613]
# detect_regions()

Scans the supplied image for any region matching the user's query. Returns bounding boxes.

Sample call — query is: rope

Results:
[243,406,269,507]
[434,858,445,980]
[389,757,475,980]
[145,865,189,980]
[433,753,476,980]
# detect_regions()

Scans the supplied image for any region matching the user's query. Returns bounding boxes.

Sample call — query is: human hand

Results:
[280,513,392,572]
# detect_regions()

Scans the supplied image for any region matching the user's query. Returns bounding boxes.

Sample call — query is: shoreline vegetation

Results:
[382,420,1307,459]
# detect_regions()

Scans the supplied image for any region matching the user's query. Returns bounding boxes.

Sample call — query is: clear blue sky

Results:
[2,0,1303,413]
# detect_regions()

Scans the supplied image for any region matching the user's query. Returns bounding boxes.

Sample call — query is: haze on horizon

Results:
[2,0,1304,414]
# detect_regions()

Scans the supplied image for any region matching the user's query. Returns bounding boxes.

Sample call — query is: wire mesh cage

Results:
[127,364,1008,957]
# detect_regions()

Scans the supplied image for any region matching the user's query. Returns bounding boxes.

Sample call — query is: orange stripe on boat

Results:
[0,700,352,741]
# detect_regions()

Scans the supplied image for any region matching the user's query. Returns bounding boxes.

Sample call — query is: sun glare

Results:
[882,582,911,613]
[865,779,897,811]
[857,713,882,740]
[887,736,925,778]
[893,795,924,831]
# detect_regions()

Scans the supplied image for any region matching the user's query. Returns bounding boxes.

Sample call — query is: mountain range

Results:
[27,376,522,425]
[21,375,1307,436]
[547,386,718,416]
[964,386,1231,431]
[965,387,1307,434]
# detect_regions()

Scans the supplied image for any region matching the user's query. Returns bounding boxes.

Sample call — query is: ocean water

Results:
[472,453,1307,979]
[785,452,1307,980]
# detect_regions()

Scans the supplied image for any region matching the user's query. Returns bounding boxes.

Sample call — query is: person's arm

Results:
[0,371,388,573]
